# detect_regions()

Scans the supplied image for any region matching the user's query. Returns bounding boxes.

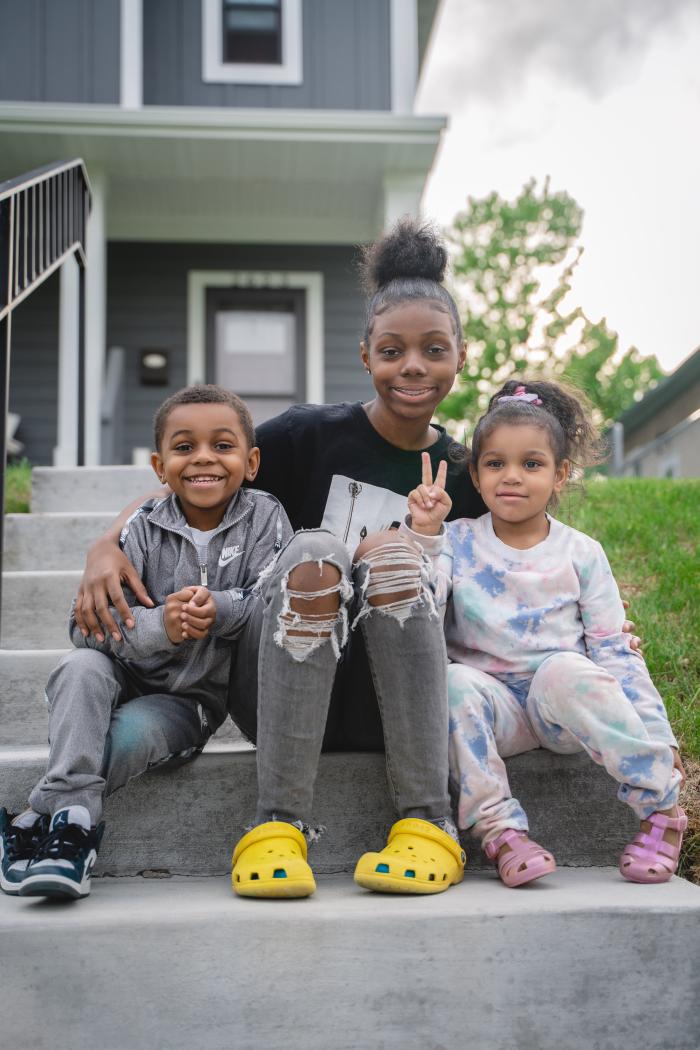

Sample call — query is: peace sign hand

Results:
[407,453,453,535]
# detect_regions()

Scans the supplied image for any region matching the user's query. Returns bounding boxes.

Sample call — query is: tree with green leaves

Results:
[439,178,663,435]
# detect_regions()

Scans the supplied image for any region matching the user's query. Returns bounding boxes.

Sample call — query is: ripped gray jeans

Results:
[227,529,453,830]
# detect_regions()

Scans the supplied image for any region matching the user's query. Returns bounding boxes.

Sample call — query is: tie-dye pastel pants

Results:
[447,652,681,846]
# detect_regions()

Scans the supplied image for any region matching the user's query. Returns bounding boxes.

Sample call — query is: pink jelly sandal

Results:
[619,807,687,884]
[484,829,557,888]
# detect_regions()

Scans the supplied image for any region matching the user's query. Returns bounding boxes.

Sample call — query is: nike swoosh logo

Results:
[218,548,242,566]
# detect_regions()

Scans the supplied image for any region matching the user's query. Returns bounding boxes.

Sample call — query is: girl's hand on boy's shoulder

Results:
[164,586,216,643]
[407,453,452,536]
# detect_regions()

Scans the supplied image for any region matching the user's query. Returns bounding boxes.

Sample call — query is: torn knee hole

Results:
[354,542,437,624]
[274,560,352,661]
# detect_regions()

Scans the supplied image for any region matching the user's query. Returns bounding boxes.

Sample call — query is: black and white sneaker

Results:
[0,808,51,896]
[19,808,105,900]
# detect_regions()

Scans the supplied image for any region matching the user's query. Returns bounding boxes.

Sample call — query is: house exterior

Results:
[0,0,445,465]
[615,346,700,478]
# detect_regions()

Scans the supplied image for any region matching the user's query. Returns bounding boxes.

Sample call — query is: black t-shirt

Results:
[250,402,485,544]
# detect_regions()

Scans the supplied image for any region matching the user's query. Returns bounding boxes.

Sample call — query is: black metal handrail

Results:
[0,159,91,630]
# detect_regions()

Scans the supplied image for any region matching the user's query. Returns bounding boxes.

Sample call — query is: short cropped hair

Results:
[153,384,255,451]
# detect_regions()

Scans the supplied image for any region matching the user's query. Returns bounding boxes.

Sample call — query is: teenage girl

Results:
[405,379,686,887]
[72,219,483,897]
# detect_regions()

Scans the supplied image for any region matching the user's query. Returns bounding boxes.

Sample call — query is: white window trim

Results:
[202,0,303,85]
[187,270,324,404]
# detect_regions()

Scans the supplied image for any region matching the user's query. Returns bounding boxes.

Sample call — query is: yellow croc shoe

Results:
[354,818,466,894]
[231,821,316,898]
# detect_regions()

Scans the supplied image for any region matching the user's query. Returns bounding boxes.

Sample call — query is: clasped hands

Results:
[164,586,216,644]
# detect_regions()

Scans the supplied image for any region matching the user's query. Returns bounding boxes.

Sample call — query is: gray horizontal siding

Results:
[8,271,60,465]
[106,241,370,464]
[0,0,120,104]
[143,0,391,110]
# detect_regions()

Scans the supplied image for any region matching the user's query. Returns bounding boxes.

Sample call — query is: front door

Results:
[206,287,305,426]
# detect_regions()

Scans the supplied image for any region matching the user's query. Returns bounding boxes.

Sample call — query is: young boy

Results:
[0,385,291,900]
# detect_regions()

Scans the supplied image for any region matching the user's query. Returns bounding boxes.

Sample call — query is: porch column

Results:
[53,254,80,466]
[381,172,426,229]
[85,170,107,466]
[390,0,418,114]
[120,0,143,109]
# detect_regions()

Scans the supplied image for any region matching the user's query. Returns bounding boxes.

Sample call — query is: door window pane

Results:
[215,310,296,395]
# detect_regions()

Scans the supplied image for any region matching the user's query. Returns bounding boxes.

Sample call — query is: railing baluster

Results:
[23,189,28,290]
[13,193,20,299]
[30,183,36,283]
[51,177,56,264]
[69,173,73,247]
[62,171,67,251]
[42,179,48,271]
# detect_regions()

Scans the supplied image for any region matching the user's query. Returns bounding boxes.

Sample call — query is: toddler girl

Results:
[404,379,686,887]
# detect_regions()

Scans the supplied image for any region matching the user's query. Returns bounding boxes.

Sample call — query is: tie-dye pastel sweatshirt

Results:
[404,512,676,747]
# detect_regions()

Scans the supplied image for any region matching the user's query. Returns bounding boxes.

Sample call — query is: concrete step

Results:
[0,745,638,875]
[32,465,156,513]
[1,870,698,1050]
[0,570,80,648]
[3,513,113,570]
[0,650,244,746]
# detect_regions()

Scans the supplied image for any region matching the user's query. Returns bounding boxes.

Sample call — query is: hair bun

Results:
[360,217,448,293]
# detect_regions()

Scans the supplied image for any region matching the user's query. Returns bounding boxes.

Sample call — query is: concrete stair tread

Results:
[4,513,114,570]
[1,870,698,1050]
[32,465,157,513]
[1,570,101,649]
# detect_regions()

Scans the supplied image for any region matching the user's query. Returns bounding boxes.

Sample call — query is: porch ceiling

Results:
[0,103,446,244]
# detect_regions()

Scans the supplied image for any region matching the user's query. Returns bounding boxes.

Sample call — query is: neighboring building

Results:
[0,0,444,465]
[615,347,700,478]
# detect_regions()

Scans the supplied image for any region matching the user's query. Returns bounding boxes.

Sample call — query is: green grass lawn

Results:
[560,477,700,880]
[4,459,31,513]
[560,478,699,758]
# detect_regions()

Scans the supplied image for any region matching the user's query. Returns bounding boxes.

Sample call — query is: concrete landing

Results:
[1,870,698,1050]
[0,745,638,874]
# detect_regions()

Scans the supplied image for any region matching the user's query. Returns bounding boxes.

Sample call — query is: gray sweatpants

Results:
[28,650,213,824]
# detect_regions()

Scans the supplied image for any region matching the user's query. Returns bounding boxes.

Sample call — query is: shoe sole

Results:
[19,874,90,899]
[232,877,316,899]
[0,881,23,897]
[499,864,557,888]
[353,870,455,894]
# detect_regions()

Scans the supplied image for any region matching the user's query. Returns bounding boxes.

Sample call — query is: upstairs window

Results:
[223,1,282,65]
[202,0,302,84]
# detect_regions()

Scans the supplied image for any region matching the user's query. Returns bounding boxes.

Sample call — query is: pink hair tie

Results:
[498,384,543,406]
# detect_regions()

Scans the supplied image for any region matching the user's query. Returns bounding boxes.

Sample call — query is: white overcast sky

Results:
[415,0,700,373]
